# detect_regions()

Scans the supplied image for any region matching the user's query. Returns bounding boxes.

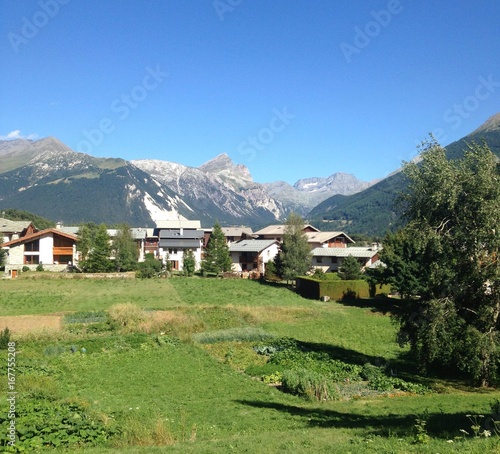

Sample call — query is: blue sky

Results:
[1,0,499,184]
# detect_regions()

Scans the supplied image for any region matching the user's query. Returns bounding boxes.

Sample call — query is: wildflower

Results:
[447,440,454,443]
[459,429,469,435]
[482,430,492,437]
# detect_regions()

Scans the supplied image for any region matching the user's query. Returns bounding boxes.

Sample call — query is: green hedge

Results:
[296,277,390,300]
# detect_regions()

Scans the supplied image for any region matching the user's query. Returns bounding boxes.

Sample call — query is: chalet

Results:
[305,231,355,249]
[0,217,37,243]
[2,228,78,273]
[254,224,319,242]
[229,239,279,274]
[157,220,204,271]
[203,226,255,248]
[311,243,381,273]
[221,227,255,245]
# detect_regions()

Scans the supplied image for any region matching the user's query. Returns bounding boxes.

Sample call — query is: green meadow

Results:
[1,276,500,453]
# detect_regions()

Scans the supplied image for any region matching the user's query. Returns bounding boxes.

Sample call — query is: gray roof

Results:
[59,226,80,235]
[159,239,202,248]
[229,239,277,253]
[0,218,33,233]
[311,247,380,258]
[305,231,355,244]
[159,229,204,239]
[254,224,319,236]
[221,227,254,237]
[156,220,201,229]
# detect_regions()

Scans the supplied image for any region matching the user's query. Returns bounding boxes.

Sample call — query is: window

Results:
[24,255,39,264]
[317,257,323,263]
[25,240,40,252]
[331,257,337,264]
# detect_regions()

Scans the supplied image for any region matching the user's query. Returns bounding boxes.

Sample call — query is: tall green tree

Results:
[378,139,500,386]
[280,213,311,282]
[202,222,232,275]
[113,224,138,272]
[183,249,196,277]
[338,254,363,280]
[0,237,6,269]
[78,223,113,273]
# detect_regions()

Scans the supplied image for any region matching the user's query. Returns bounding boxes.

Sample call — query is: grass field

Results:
[1,275,500,453]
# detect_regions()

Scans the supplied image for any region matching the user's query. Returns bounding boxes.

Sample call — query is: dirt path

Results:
[0,315,62,334]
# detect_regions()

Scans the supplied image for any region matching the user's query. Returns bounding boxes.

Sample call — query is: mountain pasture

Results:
[1,277,500,453]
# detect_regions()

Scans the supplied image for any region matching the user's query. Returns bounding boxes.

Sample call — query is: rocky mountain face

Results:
[0,139,288,227]
[0,138,196,226]
[132,154,284,226]
[0,136,381,228]
[263,172,375,216]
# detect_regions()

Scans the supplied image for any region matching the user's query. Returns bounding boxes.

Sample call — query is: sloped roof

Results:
[229,239,278,253]
[305,231,355,244]
[221,227,254,237]
[106,228,149,240]
[59,226,80,235]
[254,224,319,236]
[159,229,204,239]
[2,228,78,247]
[159,239,202,248]
[156,220,201,229]
[0,218,34,233]
[311,246,380,258]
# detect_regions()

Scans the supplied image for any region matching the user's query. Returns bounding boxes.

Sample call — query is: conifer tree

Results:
[113,224,138,272]
[338,254,363,280]
[202,222,232,275]
[280,213,311,282]
[78,223,112,272]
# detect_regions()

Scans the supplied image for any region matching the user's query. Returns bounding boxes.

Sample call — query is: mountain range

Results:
[1,112,499,232]
[0,137,372,227]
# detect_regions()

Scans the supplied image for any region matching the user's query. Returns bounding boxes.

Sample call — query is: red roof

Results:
[2,228,78,247]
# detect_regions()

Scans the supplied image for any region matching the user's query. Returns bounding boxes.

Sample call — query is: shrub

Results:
[192,327,274,344]
[22,265,30,272]
[64,311,109,324]
[108,303,146,331]
[360,363,385,381]
[0,327,11,350]
[136,255,162,278]
[0,399,119,449]
[36,263,44,272]
[281,369,339,401]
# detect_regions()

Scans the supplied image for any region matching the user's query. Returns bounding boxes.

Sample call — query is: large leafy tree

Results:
[202,222,232,275]
[280,213,311,282]
[378,139,500,386]
[113,224,138,272]
[78,223,113,273]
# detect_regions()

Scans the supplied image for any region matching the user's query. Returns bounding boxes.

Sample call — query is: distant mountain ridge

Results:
[263,172,375,216]
[4,113,496,231]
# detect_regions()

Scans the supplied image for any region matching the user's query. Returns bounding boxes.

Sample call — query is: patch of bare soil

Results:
[0,315,62,334]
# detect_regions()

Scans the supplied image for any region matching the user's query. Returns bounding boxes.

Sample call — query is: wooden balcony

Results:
[53,247,73,255]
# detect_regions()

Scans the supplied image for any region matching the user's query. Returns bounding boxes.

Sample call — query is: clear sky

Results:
[1,0,499,184]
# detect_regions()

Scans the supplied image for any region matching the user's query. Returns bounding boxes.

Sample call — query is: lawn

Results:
[1,276,500,453]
